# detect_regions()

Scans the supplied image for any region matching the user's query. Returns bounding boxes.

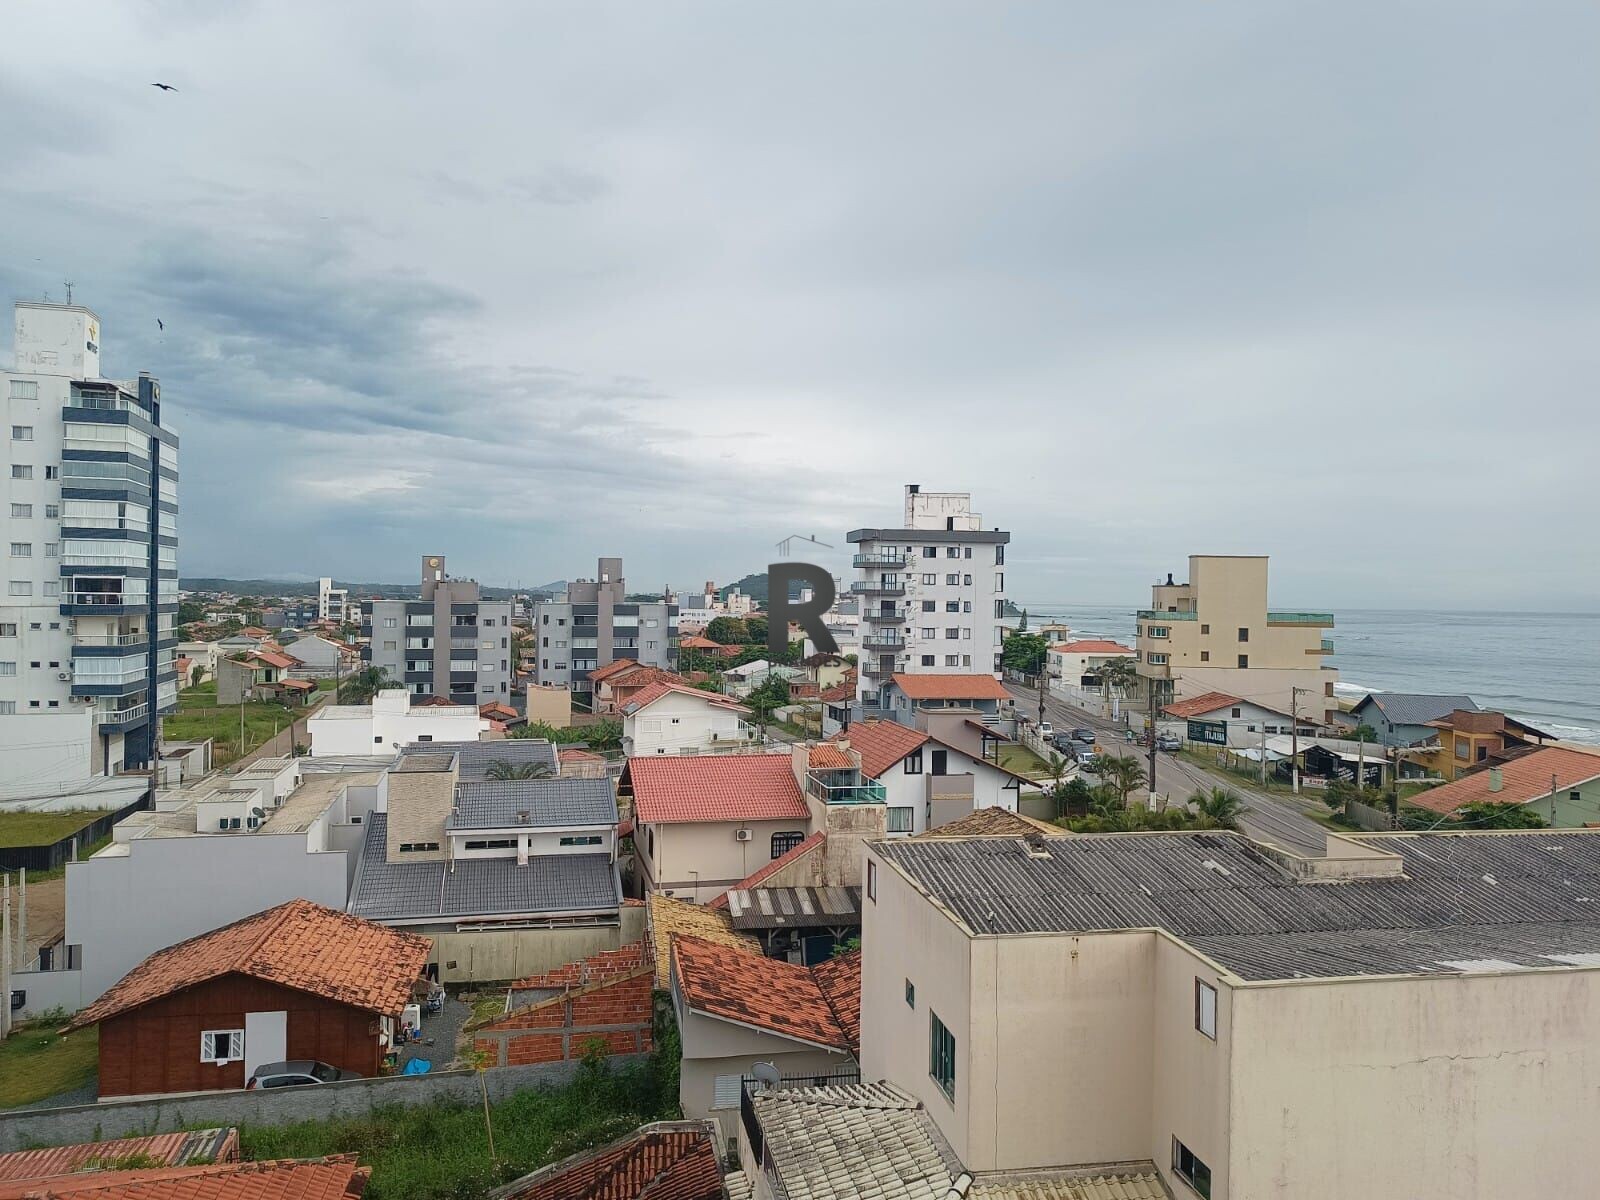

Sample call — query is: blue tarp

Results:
[401,1058,432,1075]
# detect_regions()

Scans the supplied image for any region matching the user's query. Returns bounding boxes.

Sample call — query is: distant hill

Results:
[181,577,527,601]
[718,573,768,603]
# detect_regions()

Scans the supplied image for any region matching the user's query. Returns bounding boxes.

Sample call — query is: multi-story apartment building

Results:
[316,575,349,623]
[532,557,677,708]
[1,301,179,781]
[847,485,1009,711]
[360,556,512,704]
[1136,553,1337,726]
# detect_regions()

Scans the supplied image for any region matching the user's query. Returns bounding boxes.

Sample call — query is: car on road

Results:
[246,1060,360,1089]
[1036,720,1054,739]
[1050,732,1080,756]
[1072,728,1097,745]
[1156,733,1182,752]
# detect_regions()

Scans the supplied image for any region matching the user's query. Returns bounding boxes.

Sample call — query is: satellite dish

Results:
[751,1061,781,1090]
[250,807,264,818]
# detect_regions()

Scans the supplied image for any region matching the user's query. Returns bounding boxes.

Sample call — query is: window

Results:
[200,1029,244,1064]
[44,504,57,518]
[1199,651,1209,662]
[920,600,935,612]
[560,834,604,846]
[945,600,960,612]
[1237,627,1249,642]
[944,655,960,666]
[42,582,58,596]
[929,1012,956,1100]
[0,702,13,714]
[10,380,39,400]
[994,544,1005,565]
[1148,625,1168,639]
[1195,980,1217,1039]
[921,573,937,585]
[905,979,915,1007]
[0,624,14,636]
[1237,655,1248,669]
[867,859,876,901]
[772,831,806,858]
[398,841,440,852]
[920,654,935,666]
[9,504,30,519]
[1172,1139,1212,1198]
[8,582,31,597]
[11,426,33,441]
[945,627,959,639]
[1230,708,1242,719]
[43,543,56,557]
[963,601,972,613]
[711,1073,743,1110]
[0,662,14,676]
[9,543,30,557]
[887,806,914,833]
[44,465,57,480]
[904,748,923,773]
[921,627,936,639]
[463,838,516,850]
[11,465,32,480]
[1147,653,1168,665]
[945,573,959,585]
[1200,624,1209,634]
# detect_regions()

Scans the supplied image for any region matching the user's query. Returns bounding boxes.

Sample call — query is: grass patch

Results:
[237,1053,679,1199]
[165,691,313,766]
[1175,747,1287,793]
[468,991,508,1026]
[0,809,114,850]
[0,1021,97,1108]
[996,744,1054,779]
[26,831,115,881]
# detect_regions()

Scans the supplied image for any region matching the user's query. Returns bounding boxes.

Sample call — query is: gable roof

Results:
[1406,746,1600,815]
[1047,640,1135,655]
[809,950,862,1056]
[807,745,855,770]
[646,895,761,988]
[449,777,618,830]
[1161,691,1248,720]
[708,832,827,908]
[820,674,858,704]
[915,806,1061,838]
[0,1156,369,1199]
[890,673,1010,702]
[620,679,749,716]
[670,935,850,1050]
[831,720,929,779]
[490,1122,723,1200]
[67,900,429,1030]
[0,1130,238,1187]
[588,657,648,684]
[1352,692,1479,726]
[626,754,809,824]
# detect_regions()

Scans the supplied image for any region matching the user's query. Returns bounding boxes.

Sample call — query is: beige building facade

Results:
[1136,554,1337,725]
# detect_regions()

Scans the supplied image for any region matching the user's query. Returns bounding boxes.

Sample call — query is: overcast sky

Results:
[4,2,1595,611]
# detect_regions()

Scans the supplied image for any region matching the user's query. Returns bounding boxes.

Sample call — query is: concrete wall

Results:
[526,683,572,728]
[0,1057,642,1152]
[383,762,455,861]
[639,818,814,903]
[426,905,645,984]
[1149,934,1232,1200]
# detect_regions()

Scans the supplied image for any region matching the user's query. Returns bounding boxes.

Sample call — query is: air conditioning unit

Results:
[734,828,752,843]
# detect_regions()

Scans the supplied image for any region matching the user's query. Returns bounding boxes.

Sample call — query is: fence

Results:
[738,1067,861,1168]
[1344,796,1398,832]
[0,1055,644,1154]
[0,795,151,872]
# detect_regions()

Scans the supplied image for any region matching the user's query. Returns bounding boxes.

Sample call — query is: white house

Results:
[1160,690,1311,749]
[278,633,356,677]
[620,681,755,757]
[720,659,803,699]
[830,718,1038,835]
[1046,639,1136,688]
[308,688,489,756]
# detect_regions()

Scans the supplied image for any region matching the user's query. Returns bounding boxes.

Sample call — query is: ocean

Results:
[1017,603,1600,746]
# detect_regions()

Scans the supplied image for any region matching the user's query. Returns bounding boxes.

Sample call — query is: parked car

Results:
[1036,720,1055,739]
[1051,733,1080,757]
[1072,728,1097,745]
[246,1060,360,1089]
[1156,733,1182,752]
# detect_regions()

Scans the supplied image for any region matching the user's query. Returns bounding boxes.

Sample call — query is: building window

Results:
[945,628,959,640]
[1200,624,1209,634]
[905,979,915,1007]
[0,624,14,637]
[560,834,604,847]
[1237,627,1249,643]
[11,465,32,480]
[398,842,440,852]
[1172,1138,1212,1198]
[904,748,923,773]
[9,504,30,518]
[8,582,31,597]
[1147,653,1168,665]
[772,831,806,858]
[9,381,39,400]
[944,573,958,586]
[945,546,958,558]
[867,859,876,901]
[1148,626,1169,639]
[0,662,15,676]
[944,655,960,666]
[200,1029,244,1064]
[1237,655,1248,669]
[920,627,936,639]
[11,425,33,441]
[1195,980,1217,1039]
[1199,651,1209,662]
[922,546,937,558]
[929,1011,956,1100]
[1231,708,1241,719]
[920,600,935,613]
[463,838,516,850]
[44,504,57,518]
[921,574,937,586]
[887,806,914,833]
[44,465,57,480]
[920,655,935,666]
[9,543,30,557]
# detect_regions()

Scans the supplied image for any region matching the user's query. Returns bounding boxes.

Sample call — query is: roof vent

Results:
[1488,767,1503,793]
[517,810,531,824]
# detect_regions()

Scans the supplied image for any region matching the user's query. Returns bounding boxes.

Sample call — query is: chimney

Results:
[517,810,531,824]
[1489,767,1503,793]
[517,836,528,867]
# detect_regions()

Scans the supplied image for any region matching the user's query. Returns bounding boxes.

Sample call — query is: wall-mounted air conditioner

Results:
[734,828,752,842]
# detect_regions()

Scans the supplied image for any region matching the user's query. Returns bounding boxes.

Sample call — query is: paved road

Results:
[1005,683,1330,856]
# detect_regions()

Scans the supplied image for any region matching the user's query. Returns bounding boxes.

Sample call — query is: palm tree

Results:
[1087,753,1147,806]
[484,760,556,781]
[338,665,393,705]
[1192,786,1245,831]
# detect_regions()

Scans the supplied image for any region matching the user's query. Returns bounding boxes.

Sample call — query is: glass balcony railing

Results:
[806,772,887,805]
[852,553,907,568]
[95,701,148,726]
[850,581,906,597]
[861,633,905,650]
[1268,611,1336,626]
[862,610,904,624]
[1137,609,1197,621]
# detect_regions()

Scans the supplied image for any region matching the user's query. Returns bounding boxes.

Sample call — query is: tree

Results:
[1191,786,1245,831]
[510,718,623,751]
[177,599,206,626]
[338,665,393,704]
[1095,657,1139,702]
[744,614,768,646]
[1000,632,1048,676]
[1052,776,1097,819]
[1455,800,1547,829]
[704,616,748,645]
[744,674,790,737]
[1344,723,1379,743]
[484,760,556,780]
[1017,609,1029,633]
[1086,753,1146,805]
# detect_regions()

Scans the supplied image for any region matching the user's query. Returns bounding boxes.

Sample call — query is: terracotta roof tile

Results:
[67,900,430,1031]
[1160,691,1246,720]
[890,673,1009,701]
[810,950,861,1056]
[0,1156,369,1199]
[807,746,855,770]
[1047,640,1135,655]
[626,755,809,824]
[496,1123,722,1200]
[914,806,1062,838]
[1408,746,1600,815]
[830,720,928,780]
[646,896,760,988]
[508,942,649,991]
[0,1131,238,1186]
[558,748,604,763]
[620,680,747,716]
[671,935,850,1050]
[819,674,858,704]
[707,832,827,909]
[588,658,648,684]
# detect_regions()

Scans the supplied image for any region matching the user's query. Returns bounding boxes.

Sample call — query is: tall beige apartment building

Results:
[1136,554,1336,725]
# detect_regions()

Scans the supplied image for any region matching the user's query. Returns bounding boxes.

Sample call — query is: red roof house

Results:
[0,1156,369,1199]
[670,935,859,1052]
[494,1122,724,1200]
[889,673,1010,702]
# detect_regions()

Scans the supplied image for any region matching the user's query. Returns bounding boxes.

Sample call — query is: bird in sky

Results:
[157,319,164,331]
[151,82,178,92]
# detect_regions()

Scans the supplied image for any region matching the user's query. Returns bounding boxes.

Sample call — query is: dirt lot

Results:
[8,873,66,960]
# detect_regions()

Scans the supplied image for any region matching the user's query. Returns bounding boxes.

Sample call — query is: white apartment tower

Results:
[848,485,1009,709]
[317,576,349,623]
[1,302,180,782]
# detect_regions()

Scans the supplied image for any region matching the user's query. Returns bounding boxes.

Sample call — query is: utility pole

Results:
[1553,773,1560,824]
[1290,686,1310,795]
[1036,655,1046,728]
[1259,721,1268,787]
[1,874,11,1040]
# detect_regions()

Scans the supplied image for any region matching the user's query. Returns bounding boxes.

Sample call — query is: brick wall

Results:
[472,967,652,1067]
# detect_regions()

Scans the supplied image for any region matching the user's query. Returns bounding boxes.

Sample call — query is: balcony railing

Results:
[1320,636,1335,653]
[1268,611,1336,627]
[74,632,148,647]
[861,609,904,625]
[807,773,887,805]
[852,553,907,568]
[96,702,148,726]
[860,633,905,650]
[850,581,905,598]
[61,552,146,568]
[1137,609,1197,621]
[65,592,142,607]
[861,663,896,679]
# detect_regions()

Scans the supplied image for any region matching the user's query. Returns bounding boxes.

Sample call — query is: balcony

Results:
[861,662,896,680]
[861,609,904,625]
[73,632,148,648]
[806,770,886,805]
[1137,609,1197,621]
[1268,611,1336,627]
[96,701,148,727]
[63,591,145,612]
[850,581,905,598]
[852,553,907,568]
[1319,636,1335,653]
[860,633,905,651]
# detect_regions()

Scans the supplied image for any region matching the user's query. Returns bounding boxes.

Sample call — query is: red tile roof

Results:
[274,678,314,691]
[807,745,855,770]
[820,674,858,703]
[626,755,810,824]
[558,747,604,763]
[1408,746,1600,815]
[811,950,862,1056]
[478,702,518,719]
[1160,691,1246,720]
[890,673,1009,701]
[707,832,827,909]
[238,627,272,639]
[0,1132,238,1186]
[509,942,649,991]
[830,720,928,779]
[1048,640,1135,655]
[0,1156,368,1199]
[67,900,430,1031]
[671,936,849,1050]
[496,1124,722,1200]
[620,680,748,717]
[588,658,647,684]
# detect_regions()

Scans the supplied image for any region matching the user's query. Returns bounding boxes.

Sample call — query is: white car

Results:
[1037,720,1055,739]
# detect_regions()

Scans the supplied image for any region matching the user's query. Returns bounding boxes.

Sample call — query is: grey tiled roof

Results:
[724,887,863,931]
[350,814,620,922]
[404,739,560,780]
[876,830,1600,981]
[449,778,617,830]
[1353,693,1478,725]
[752,1083,957,1200]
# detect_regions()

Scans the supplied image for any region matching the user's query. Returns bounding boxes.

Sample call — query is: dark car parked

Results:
[246,1060,360,1089]
[1072,728,1098,745]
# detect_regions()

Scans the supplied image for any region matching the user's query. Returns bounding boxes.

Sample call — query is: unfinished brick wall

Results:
[470,966,653,1067]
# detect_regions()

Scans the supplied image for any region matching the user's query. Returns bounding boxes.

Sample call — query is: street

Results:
[1004,683,1330,856]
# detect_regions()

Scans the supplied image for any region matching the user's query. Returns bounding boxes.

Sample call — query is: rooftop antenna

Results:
[63,280,74,306]
[776,533,833,556]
